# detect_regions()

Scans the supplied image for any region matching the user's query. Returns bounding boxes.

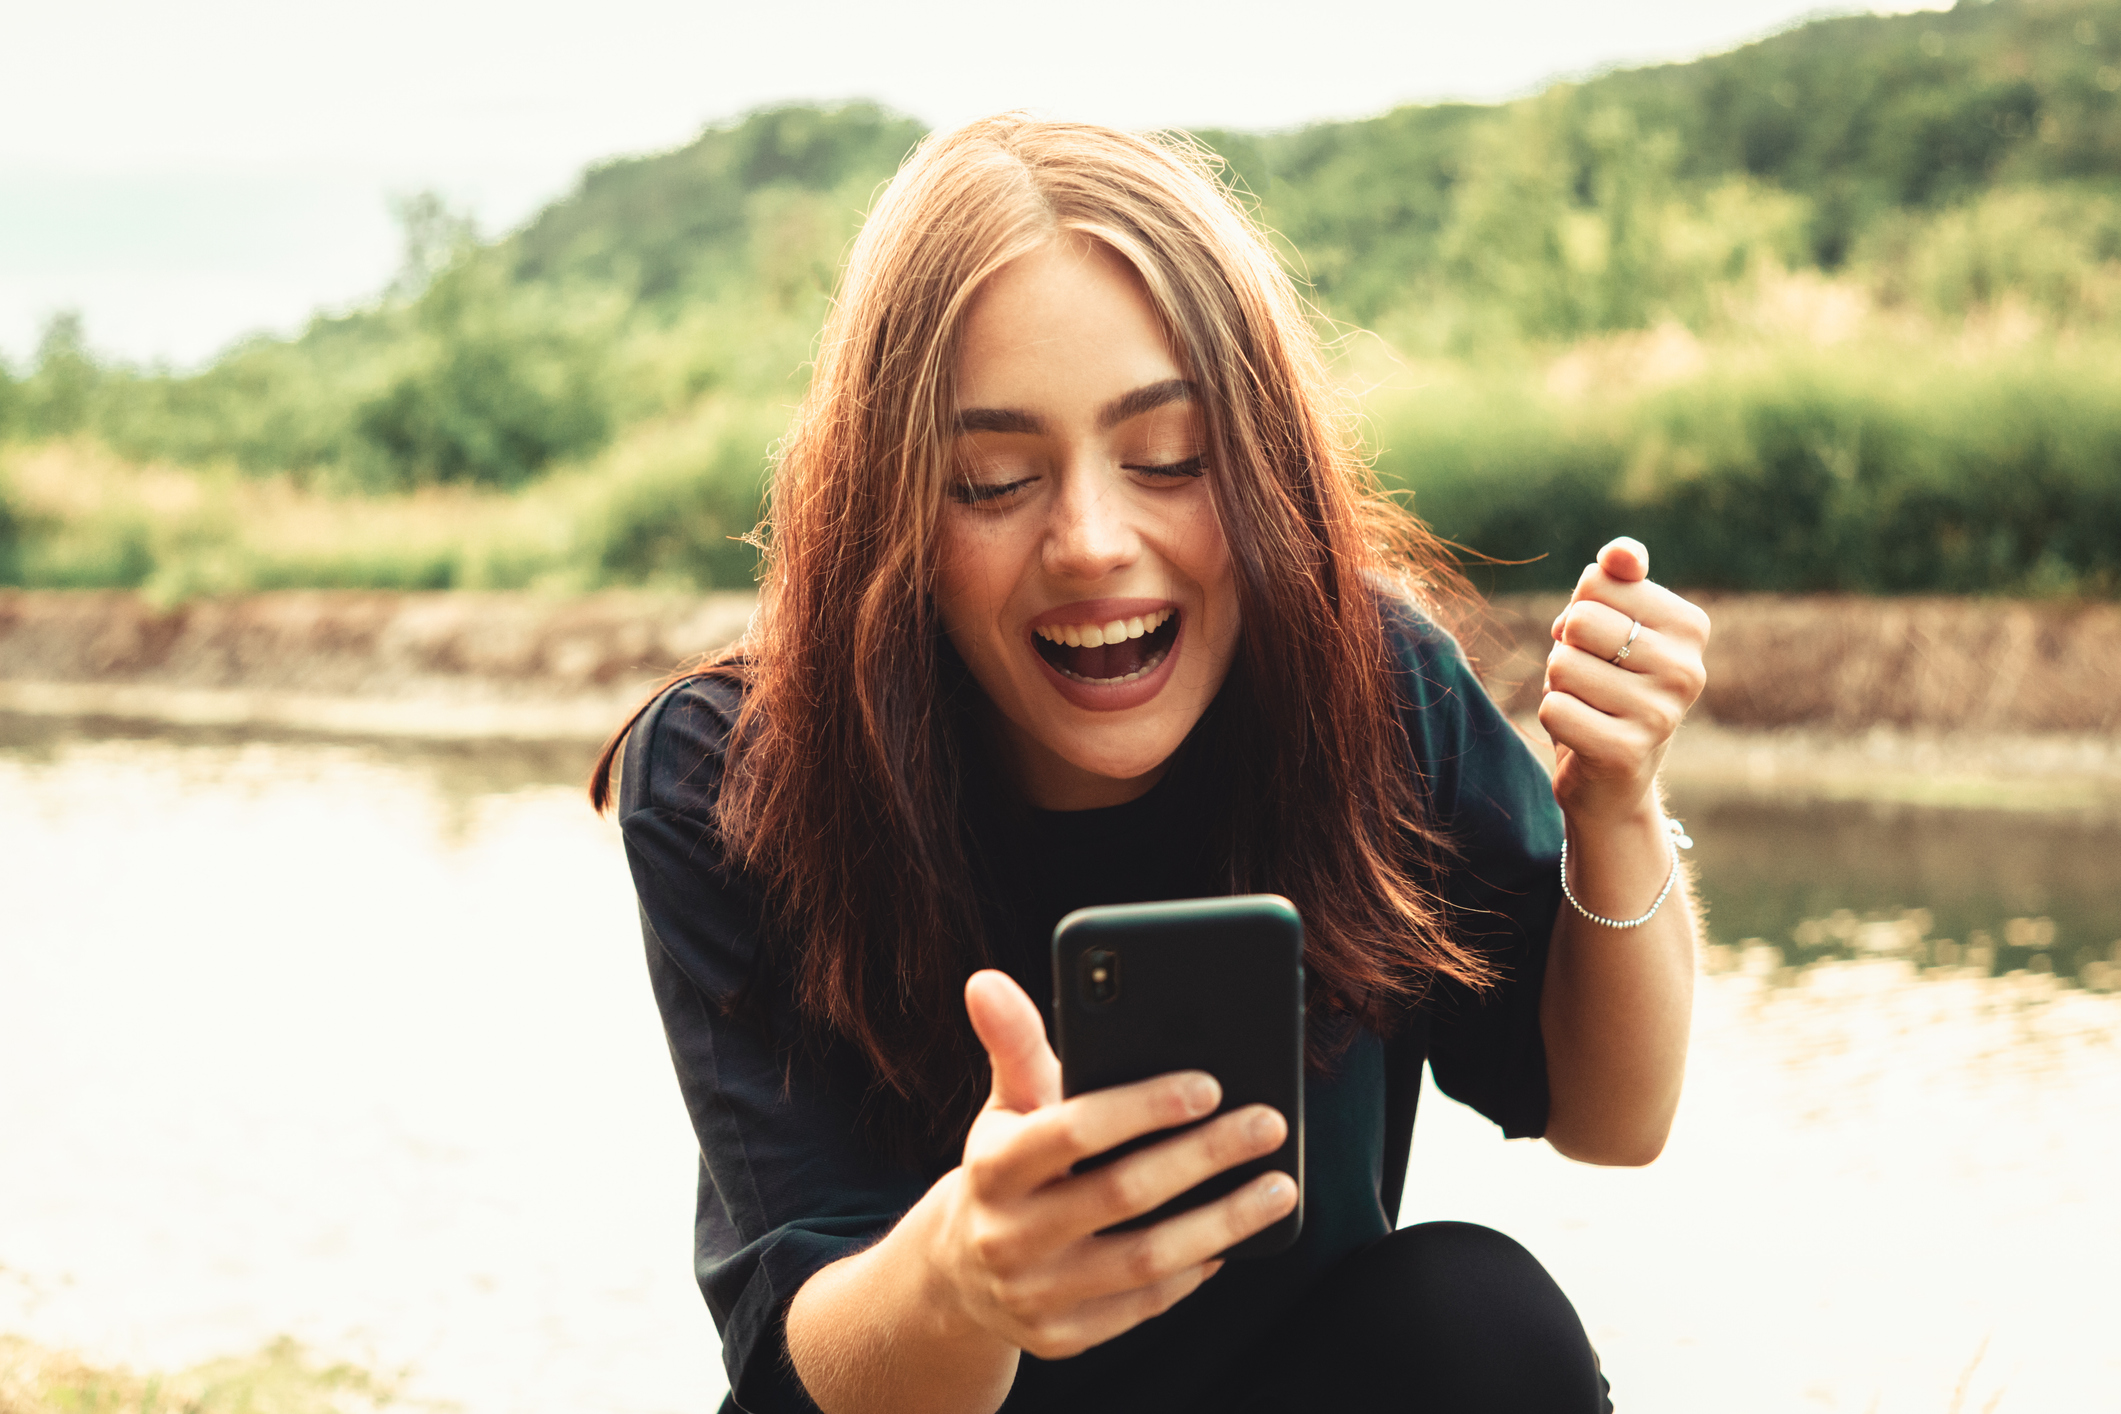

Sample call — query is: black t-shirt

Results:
[617,606,1564,1414]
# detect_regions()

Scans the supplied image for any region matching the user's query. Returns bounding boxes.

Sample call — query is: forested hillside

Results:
[4,0,2120,596]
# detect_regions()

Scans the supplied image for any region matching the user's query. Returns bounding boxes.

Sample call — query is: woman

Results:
[594,115,1708,1414]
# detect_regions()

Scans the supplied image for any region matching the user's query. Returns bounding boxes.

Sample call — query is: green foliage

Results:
[8,5,2121,595]
[1378,348,2121,597]
[0,482,21,585]
[347,263,616,489]
[34,104,909,489]
[5,314,104,441]
[0,401,776,598]
[511,101,923,304]
[1860,181,2121,319]
[1583,0,2121,262]
[1209,0,2121,340]
[562,402,780,589]
[1197,103,1488,324]
[385,189,479,301]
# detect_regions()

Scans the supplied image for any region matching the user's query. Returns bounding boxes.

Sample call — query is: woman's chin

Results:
[1020,740,1182,809]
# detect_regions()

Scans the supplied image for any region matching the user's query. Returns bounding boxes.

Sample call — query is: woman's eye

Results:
[1125,455,1207,480]
[949,477,1034,505]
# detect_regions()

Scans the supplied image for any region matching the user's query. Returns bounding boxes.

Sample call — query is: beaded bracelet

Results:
[1559,817,1694,929]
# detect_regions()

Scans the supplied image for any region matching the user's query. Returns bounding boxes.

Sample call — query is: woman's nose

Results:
[1042,467,1139,582]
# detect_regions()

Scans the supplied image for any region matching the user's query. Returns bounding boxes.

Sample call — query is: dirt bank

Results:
[1,590,2116,779]
[0,590,755,741]
[1477,593,2121,734]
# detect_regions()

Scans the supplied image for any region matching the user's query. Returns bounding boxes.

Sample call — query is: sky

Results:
[0,0,1953,369]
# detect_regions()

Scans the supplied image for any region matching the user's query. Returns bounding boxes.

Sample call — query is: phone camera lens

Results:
[1082,948,1120,1005]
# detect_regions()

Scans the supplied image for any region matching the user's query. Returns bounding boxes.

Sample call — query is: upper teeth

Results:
[1034,608,1174,647]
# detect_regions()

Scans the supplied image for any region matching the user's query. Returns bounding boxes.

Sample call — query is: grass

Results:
[6,271,2121,600]
[1360,287,2121,596]
[0,1335,402,1414]
[0,396,783,601]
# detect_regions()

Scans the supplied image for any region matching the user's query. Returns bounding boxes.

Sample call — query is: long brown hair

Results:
[592,115,1491,1151]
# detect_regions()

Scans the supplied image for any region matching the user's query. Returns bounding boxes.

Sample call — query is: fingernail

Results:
[1261,1177,1291,1207]
[1248,1108,1281,1145]
[1183,1073,1220,1114]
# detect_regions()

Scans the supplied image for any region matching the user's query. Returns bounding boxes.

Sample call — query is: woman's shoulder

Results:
[1374,591,1557,841]
[1374,592,1480,710]
[613,667,774,1000]
[614,666,752,823]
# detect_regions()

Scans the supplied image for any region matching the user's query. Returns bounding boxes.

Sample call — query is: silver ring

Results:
[1611,619,1642,663]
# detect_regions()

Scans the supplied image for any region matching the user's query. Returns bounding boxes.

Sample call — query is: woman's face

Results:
[935,236,1241,811]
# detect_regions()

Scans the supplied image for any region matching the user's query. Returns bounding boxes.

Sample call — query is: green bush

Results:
[563,402,781,589]
[0,361,19,441]
[1376,351,2121,596]
[1860,184,2121,322]
[0,480,22,585]
[6,313,103,441]
[334,257,616,490]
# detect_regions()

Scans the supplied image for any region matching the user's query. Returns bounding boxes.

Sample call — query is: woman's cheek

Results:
[933,517,1039,706]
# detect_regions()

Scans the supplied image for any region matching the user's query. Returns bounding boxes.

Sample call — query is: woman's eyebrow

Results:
[955,407,1044,435]
[1098,378,1196,430]
[952,379,1198,437]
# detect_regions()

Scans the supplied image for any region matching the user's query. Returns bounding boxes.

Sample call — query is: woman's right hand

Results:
[925,968,1297,1361]
[786,968,1296,1413]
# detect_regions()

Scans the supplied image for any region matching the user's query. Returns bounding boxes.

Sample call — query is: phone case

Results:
[1051,894,1304,1259]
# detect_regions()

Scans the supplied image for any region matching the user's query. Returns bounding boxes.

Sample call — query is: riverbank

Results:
[0,589,756,743]
[1478,592,2121,811]
[2,589,2116,806]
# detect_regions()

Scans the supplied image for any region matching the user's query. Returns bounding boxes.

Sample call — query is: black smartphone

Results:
[1050,894,1304,1259]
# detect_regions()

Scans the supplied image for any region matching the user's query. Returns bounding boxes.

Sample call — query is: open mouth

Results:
[1032,608,1179,685]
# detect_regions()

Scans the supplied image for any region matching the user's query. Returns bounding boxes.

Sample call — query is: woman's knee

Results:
[1285,1223,1609,1411]
[1312,1223,1557,1334]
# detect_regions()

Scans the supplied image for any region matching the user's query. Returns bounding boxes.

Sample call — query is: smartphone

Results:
[1050,894,1304,1259]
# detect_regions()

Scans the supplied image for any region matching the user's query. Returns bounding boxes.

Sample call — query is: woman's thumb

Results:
[1599,536,1649,581]
[966,970,1060,1115]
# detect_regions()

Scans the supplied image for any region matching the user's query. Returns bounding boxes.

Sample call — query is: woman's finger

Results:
[1552,608,1706,699]
[1538,688,1664,776]
[1598,536,1649,582]
[1555,599,1646,667]
[1036,1103,1286,1237]
[1032,1166,1295,1315]
[967,1070,1223,1200]
[1009,1258,1225,1362]
[1076,1170,1296,1299]
[1566,565,1710,648]
[1546,643,1693,738]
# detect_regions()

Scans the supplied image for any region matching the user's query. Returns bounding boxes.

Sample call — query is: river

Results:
[2,715,2116,1413]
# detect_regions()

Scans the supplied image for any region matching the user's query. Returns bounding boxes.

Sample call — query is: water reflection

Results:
[2,721,2116,1414]
[0,714,704,1414]
[0,710,598,801]
[1671,790,2121,985]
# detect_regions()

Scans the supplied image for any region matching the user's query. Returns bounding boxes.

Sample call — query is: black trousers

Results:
[1194,1222,1614,1413]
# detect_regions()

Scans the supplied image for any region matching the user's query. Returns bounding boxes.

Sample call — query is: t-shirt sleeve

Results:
[1387,608,1564,1140]
[616,678,931,1413]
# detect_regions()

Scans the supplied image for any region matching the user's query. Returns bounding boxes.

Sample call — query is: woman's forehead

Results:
[953,240,1184,419]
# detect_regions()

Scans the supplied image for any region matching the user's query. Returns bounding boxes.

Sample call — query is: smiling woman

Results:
[589,114,1708,1414]
[935,243,1241,803]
